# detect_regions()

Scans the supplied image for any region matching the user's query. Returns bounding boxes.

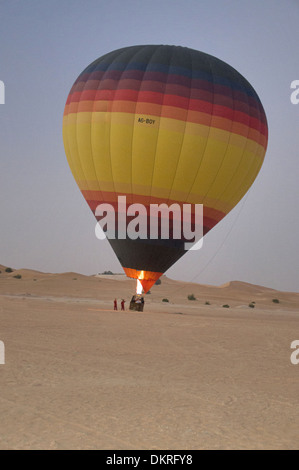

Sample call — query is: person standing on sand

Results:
[114,298,118,310]
[121,299,125,311]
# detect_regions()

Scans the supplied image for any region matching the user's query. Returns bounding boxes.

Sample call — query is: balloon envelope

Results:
[63,45,268,292]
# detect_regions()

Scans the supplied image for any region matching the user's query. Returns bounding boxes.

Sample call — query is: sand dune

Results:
[0,265,299,449]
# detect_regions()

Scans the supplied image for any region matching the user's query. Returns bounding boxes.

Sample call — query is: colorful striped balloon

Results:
[63,45,268,293]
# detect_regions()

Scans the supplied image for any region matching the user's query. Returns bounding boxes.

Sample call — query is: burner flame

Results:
[136,279,143,295]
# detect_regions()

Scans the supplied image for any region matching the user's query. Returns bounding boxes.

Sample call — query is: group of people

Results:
[113,298,125,311]
[113,295,145,312]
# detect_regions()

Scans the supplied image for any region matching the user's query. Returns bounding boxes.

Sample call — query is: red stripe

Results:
[82,191,226,231]
[66,88,266,137]
[70,74,267,125]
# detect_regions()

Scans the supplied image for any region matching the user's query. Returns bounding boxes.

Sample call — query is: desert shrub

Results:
[146,290,151,294]
[188,294,196,301]
[13,274,22,279]
[162,298,169,302]
[205,301,210,305]
[272,298,280,304]
[102,270,113,275]
[33,279,37,281]
[222,304,230,308]
[5,267,13,273]
[73,278,77,280]
[155,279,162,285]
[249,303,255,308]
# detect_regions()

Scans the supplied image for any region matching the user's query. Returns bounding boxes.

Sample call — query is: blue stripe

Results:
[80,59,259,99]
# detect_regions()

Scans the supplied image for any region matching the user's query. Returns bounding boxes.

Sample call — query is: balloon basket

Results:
[129,294,145,312]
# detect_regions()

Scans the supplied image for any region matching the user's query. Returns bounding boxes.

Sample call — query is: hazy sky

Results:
[0,0,298,292]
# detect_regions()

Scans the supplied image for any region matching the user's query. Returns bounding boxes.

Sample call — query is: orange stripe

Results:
[63,100,267,147]
[123,267,162,281]
[123,268,162,293]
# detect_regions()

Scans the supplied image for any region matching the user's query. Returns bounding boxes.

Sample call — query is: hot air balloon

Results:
[62,45,268,294]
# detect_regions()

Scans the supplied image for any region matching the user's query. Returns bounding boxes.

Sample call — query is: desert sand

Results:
[0,264,298,450]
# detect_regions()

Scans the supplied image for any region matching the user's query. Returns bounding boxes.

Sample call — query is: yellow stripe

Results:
[62,111,266,211]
